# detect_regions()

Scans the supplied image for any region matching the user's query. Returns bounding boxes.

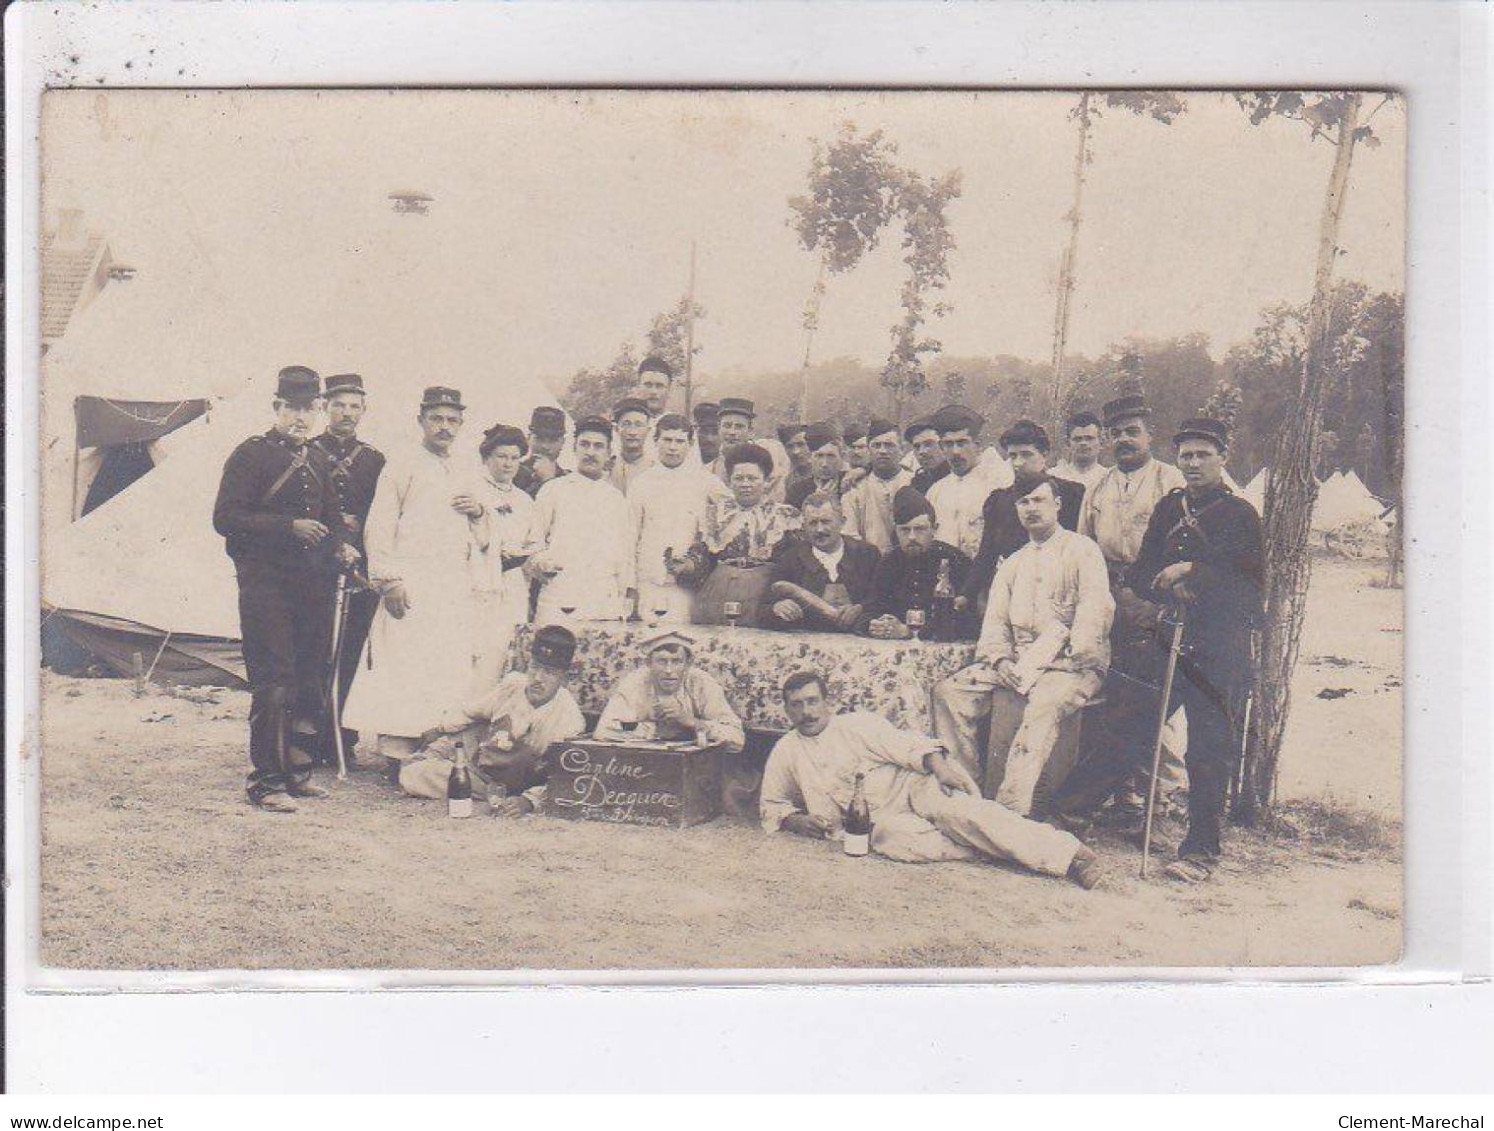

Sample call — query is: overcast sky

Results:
[43,89,1405,394]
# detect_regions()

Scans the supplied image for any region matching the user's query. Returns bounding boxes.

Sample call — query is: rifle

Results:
[1141,606,1186,878]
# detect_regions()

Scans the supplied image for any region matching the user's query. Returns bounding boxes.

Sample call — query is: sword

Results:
[328,571,350,780]
[1141,606,1186,878]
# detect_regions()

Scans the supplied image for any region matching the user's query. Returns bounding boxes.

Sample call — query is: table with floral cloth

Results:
[511,622,976,735]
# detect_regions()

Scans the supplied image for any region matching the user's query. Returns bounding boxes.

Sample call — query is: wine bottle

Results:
[843,772,872,857]
[931,557,955,639]
[448,740,474,819]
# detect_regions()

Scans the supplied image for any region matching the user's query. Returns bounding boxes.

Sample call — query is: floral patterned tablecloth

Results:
[512,622,975,735]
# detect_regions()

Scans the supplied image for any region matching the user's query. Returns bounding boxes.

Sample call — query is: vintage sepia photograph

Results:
[36,87,1405,972]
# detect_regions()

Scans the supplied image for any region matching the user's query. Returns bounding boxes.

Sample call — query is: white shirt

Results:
[1078,457,1186,566]
[811,541,847,582]
[630,461,727,587]
[842,466,915,553]
[926,456,1013,559]
[1051,459,1109,497]
[525,471,635,613]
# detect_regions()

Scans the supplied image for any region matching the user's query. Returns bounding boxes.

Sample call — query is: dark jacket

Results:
[213,430,344,571]
[863,539,979,641]
[309,431,386,558]
[959,474,1085,605]
[760,535,881,632]
[1129,484,1263,673]
[786,471,847,510]
[514,456,568,499]
[910,464,949,496]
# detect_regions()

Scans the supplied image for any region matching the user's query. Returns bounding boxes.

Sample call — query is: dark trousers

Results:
[236,559,333,801]
[324,585,379,761]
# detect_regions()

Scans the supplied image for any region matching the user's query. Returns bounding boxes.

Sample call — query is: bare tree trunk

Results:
[1239,94,1363,822]
[684,240,698,415]
[799,254,827,421]
[1048,92,1091,432]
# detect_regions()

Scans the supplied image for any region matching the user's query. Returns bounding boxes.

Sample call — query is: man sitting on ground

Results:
[933,474,1113,815]
[760,670,1101,887]
[593,629,746,752]
[761,491,881,633]
[399,624,586,817]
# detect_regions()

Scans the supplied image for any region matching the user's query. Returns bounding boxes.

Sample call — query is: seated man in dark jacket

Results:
[863,486,979,641]
[761,491,881,632]
[958,419,1084,610]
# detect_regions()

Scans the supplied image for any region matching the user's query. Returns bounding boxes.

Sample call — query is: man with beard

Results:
[862,486,977,642]
[629,413,727,623]
[925,404,1013,560]
[761,491,880,633]
[214,366,357,812]
[343,386,487,775]
[786,421,850,509]
[523,415,635,623]
[514,405,570,498]
[1051,410,1108,496]
[957,419,1084,612]
[934,474,1113,812]
[594,629,745,752]
[398,624,586,816]
[607,395,656,496]
[309,373,386,767]
[760,671,1101,887]
[842,417,916,554]
[905,417,951,496]
[1059,419,1261,882]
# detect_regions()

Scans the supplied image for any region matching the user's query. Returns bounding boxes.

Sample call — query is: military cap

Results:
[930,404,985,435]
[421,386,465,411]
[573,415,614,442]
[323,373,365,397]
[1102,395,1152,428]
[866,416,900,442]
[777,422,807,444]
[718,397,756,420]
[892,485,936,526]
[903,416,939,443]
[480,422,529,460]
[275,365,321,405]
[611,396,652,422]
[529,405,567,438]
[804,421,843,451]
[692,401,721,425]
[531,624,578,670]
[842,423,867,445]
[638,355,674,379]
[1012,470,1057,500]
[640,628,696,656]
[999,419,1051,452]
[1173,417,1230,451]
[725,441,774,477]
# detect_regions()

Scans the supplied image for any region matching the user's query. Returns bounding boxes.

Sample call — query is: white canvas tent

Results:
[44,202,563,684]
[1241,467,1269,512]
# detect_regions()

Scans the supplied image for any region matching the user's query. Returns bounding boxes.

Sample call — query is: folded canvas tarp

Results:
[48,608,247,687]
[74,395,209,449]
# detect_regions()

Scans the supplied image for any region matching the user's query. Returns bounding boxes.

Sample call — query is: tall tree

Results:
[646,295,707,409]
[1046,92,1186,431]
[880,168,962,420]
[1232,90,1389,821]
[788,124,902,419]
[559,341,642,421]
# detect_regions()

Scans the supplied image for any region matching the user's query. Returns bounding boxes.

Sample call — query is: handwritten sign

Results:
[545,740,722,828]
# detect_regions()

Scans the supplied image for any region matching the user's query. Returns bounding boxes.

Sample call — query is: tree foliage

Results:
[559,340,642,422]
[646,296,707,385]
[787,124,903,273]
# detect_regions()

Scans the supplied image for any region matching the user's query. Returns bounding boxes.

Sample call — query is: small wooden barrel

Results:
[692,561,775,626]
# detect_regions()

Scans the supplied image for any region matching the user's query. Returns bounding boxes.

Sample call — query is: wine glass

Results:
[906,608,926,641]
[723,600,742,629]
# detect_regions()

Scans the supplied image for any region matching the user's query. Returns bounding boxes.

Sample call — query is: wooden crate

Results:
[544,739,723,829]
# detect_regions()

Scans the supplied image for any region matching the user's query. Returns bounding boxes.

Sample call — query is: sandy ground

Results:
[36,557,1402,972]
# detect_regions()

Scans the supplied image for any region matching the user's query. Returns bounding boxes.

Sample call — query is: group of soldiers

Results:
[214,354,1262,886]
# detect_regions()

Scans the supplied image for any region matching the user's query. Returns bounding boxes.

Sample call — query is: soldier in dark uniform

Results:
[1055,417,1262,880]
[905,416,951,496]
[213,367,358,812]
[957,419,1085,611]
[693,401,722,466]
[862,486,979,641]
[514,405,569,498]
[309,373,386,766]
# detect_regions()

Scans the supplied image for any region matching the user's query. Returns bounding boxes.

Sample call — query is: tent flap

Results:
[74,396,209,449]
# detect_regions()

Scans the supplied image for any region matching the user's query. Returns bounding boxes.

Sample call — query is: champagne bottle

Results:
[843,772,872,857]
[931,557,955,639]
[448,740,474,819]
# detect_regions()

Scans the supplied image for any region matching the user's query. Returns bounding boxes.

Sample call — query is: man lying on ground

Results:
[399,624,585,816]
[593,629,746,752]
[760,670,1102,888]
